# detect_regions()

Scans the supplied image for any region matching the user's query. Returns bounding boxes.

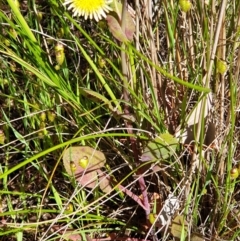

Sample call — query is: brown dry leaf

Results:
[60,232,93,241]
[190,233,205,241]
[97,169,112,193]
[175,93,215,145]
[170,215,188,239]
[76,170,98,189]
[60,231,82,241]
[63,146,106,189]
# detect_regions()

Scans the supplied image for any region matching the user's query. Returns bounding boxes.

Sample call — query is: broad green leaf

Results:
[106,14,129,43]
[110,0,122,19]
[109,0,135,41]
[141,133,178,163]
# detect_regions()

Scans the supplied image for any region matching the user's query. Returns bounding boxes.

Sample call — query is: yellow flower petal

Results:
[64,0,112,21]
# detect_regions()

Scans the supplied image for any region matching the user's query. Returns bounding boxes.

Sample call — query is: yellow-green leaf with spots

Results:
[63,146,106,189]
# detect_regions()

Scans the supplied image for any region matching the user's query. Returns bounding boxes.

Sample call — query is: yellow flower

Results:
[64,0,112,22]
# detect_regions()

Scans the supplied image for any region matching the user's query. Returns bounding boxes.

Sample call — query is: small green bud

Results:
[9,29,18,39]
[47,111,56,122]
[0,130,5,145]
[0,78,8,86]
[98,56,106,68]
[37,12,43,21]
[55,65,60,70]
[79,156,89,168]
[230,168,239,179]
[32,103,40,110]
[5,98,14,107]
[70,161,77,172]
[65,203,74,213]
[55,43,65,66]
[39,112,46,122]
[217,60,227,74]
[148,213,157,224]
[10,62,16,72]
[179,0,192,12]
[57,28,65,38]
[56,52,65,66]
[4,39,10,46]
[38,122,48,138]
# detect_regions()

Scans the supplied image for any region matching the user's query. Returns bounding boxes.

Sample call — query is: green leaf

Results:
[106,14,129,43]
[141,133,178,162]
[110,0,122,19]
[108,0,135,41]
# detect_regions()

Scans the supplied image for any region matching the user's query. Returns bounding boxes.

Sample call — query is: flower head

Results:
[64,0,112,22]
